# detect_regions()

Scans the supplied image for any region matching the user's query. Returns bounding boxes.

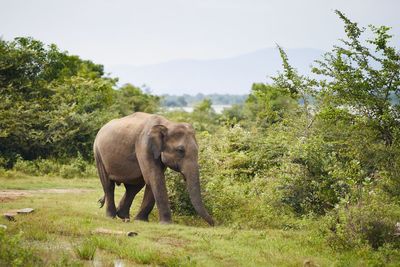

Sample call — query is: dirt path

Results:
[0,188,93,202]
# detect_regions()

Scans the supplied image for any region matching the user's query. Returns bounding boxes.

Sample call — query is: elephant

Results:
[93,112,214,226]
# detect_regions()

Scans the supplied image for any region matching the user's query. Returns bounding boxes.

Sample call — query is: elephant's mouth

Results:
[169,166,178,172]
[161,153,177,171]
[169,163,180,172]
[162,158,180,172]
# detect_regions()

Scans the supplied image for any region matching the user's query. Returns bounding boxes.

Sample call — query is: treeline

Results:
[0,37,159,167]
[161,93,247,107]
[1,11,400,259]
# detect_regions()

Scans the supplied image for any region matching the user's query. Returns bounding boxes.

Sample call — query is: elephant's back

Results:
[93,112,163,180]
[96,112,168,138]
[94,113,146,152]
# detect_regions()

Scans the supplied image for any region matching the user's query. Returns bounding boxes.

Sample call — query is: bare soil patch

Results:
[0,188,93,202]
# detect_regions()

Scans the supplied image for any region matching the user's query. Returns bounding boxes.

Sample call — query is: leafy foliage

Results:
[0,230,42,266]
[0,37,159,166]
[166,11,400,252]
[245,83,298,127]
[322,193,400,250]
[313,10,400,146]
[114,83,160,116]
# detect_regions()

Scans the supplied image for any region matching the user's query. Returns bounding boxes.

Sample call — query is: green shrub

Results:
[167,169,196,216]
[0,156,10,168]
[165,126,298,228]
[60,155,88,179]
[322,194,400,250]
[275,117,384,216]
[35,159,62,175]
[13,156,40,176]
[0,230,42,266]
[6,154,97,179]
[378,145,400,201]
[60,165,81,179]
[82,163,97,178]
[69,153,97,178]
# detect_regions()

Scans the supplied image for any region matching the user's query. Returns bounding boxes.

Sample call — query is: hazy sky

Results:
[1,0,399,67]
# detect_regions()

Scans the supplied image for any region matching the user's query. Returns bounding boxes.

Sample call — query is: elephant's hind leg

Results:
[105,181,117,217]
[94,149,117,218]
[117,180,145,220]
[134,184,155,222]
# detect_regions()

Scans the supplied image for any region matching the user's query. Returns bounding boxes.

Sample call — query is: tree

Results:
[190,99,218,131]
[0,37,160,165]
[114,84,160,116]
[245,83,298,127]
[270,10,400,215]
[0,37,116,163]
[313,10,400,146]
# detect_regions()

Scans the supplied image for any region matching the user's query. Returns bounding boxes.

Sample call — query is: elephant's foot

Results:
[106,212,117,218]
[106,206,117,218]
[159,210,172,224]
[116,207,130,220]
[134,215,149,222]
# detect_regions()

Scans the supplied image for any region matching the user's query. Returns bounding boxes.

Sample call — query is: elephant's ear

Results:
[148,125,168,159]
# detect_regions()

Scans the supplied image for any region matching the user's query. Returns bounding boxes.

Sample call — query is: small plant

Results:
[60,165,80,179]
[0,230,42,266]
[53,253,84,267]
[73,238,97,261]
[13,156,40,176]
[35,159,61,175]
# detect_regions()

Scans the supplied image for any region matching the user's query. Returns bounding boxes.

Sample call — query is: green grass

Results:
[0,173,397,266]
[73,238,97,260]
[0,170,97,190]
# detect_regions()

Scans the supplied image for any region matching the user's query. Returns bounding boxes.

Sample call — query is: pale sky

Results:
[1,0,399,67]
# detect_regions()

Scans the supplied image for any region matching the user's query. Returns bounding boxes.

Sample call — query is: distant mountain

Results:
[105,48,325,95]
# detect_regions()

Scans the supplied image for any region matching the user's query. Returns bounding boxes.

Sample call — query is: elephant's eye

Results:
[175,146,185,156]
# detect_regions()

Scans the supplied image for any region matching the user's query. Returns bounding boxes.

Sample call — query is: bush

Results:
[165,126,299,228]
[322,194,400,250]
[277,135,353,215]
[166,169,196,216]
[60,165,81,179]
[13,156,40,176]
[35,159,62,175]
[0,230,42,266]
[274,109,390,216]
[6,155,97,179]
[60,153,97,179]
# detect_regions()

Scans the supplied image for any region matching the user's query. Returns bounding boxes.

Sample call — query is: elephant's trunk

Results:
[182,164,214,226]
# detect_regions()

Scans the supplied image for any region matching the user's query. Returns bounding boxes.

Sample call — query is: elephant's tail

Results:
[94,145,107,209]
[98,195,105,208]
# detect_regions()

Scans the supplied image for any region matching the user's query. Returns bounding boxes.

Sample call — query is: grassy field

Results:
[0,173,395,266]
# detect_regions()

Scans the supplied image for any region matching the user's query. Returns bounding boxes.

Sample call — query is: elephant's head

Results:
[149,123,214,226]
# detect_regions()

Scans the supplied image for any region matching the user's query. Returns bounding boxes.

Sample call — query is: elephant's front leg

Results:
[135,184,155,221]
[144,171,172,223]
[117,181,145,220]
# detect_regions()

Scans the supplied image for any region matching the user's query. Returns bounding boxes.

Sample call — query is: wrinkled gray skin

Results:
[93,112,214,226]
